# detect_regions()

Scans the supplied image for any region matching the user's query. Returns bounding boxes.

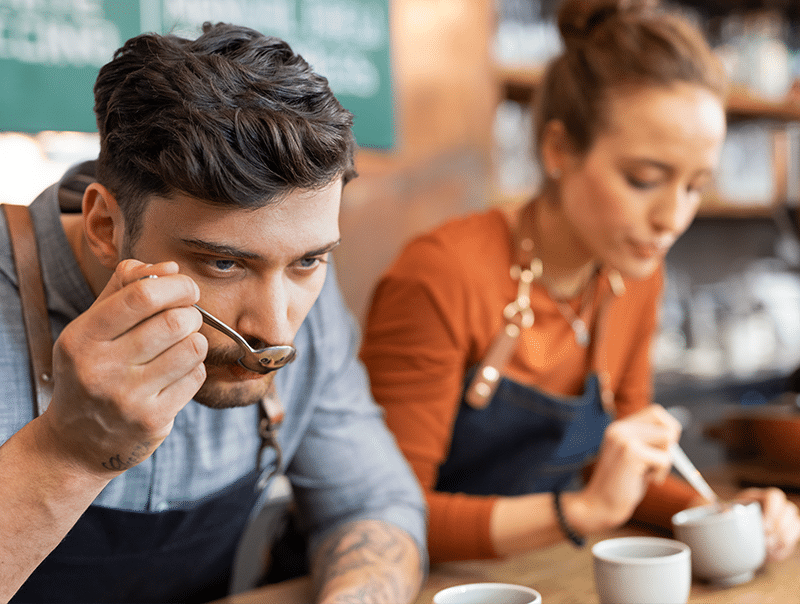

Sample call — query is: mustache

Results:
[204,346,247,367]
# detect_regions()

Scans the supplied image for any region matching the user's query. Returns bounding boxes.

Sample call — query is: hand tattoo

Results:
[101,441,151,471]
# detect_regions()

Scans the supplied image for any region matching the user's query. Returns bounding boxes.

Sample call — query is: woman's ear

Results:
[540,119,576,180]
[82,183,125,270]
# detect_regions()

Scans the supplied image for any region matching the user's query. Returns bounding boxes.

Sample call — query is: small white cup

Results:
[672,501,766,586]
[432,582,542,604]
[592,536,691,604]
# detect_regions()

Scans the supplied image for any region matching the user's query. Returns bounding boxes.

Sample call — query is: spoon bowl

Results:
[194,304,296,374]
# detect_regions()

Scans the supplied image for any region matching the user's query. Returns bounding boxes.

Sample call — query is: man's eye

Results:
[297,257,321,270]
[213,259,237,271]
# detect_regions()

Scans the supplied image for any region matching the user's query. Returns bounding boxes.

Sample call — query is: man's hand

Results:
[40,259,207,476]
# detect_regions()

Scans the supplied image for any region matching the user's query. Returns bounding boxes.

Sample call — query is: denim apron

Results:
[437,371,612,496]
[12,470,263,604]
[436,202,623,497]
[9,405,283,603]
[5,186,284,602]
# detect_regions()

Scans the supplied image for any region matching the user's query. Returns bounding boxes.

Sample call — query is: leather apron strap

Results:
[1,198,282,485]
[464,201,625,414]
[2,203,54,417]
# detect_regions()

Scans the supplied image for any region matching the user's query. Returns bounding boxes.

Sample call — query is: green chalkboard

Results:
[0,0,395,148]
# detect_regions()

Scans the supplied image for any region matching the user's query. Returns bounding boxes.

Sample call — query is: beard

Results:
[118,241,279,410]
[193,379,269,409]
[193,346,275,409]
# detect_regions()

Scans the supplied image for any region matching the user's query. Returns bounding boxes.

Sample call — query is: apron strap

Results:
[2,194,283,478]
[2,203,53,417]
[257,385,286,489]
[465,201,626,412]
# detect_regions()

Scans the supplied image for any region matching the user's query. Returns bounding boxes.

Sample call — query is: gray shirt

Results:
[0,163,426,557]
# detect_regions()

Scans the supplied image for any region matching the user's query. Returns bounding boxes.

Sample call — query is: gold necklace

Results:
[517,235,596,347]
[512,200,625,348]
[549,283,595,347]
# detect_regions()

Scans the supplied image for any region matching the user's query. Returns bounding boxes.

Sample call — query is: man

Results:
[0,22,426,603]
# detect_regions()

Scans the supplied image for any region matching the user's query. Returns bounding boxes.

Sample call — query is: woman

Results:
[361,0,800,563]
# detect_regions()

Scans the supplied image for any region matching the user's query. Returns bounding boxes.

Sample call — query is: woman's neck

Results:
[510,196,598,300]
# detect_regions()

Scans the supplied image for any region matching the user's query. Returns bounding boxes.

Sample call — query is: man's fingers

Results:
[87,331,207,422]
[123,306,204,366]
[95,260,152,300]
[89,268,200,341]
[139,331,208,404]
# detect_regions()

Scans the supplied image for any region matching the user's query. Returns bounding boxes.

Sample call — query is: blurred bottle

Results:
[724,10,792,101]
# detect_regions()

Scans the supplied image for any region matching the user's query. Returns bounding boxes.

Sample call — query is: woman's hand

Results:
[576,404,682,532]
[733,487,800,561]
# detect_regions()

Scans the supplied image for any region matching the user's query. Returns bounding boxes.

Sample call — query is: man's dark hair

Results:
[93,22,357,243]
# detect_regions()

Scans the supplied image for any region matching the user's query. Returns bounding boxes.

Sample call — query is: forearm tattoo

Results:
[313,520,422,604]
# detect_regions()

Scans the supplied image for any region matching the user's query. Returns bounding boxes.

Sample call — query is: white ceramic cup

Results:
[432,582,542,604]
[592,536,691,604]
[672,501,766,586]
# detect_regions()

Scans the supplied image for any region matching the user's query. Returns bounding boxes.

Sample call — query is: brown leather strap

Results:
[3,203,54,417]
[465,320,523,409]
[465,200,625,411]
[465,202,538,409]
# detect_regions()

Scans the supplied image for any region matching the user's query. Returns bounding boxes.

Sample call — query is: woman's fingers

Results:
[734,487,800,561]
[583,405,684,527]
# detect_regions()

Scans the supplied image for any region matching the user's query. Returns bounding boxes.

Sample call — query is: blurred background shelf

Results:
[497,64,800,122]
[5,1,800,473]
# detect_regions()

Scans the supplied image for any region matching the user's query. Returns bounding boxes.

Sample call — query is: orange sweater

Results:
[361,208,697,562]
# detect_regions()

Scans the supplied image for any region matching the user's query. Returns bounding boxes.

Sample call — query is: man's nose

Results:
[234,274,295,348]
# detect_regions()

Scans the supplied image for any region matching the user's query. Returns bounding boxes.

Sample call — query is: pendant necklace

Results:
[504,200,627,414]
[518,203,598,348]
[550,285,595,348]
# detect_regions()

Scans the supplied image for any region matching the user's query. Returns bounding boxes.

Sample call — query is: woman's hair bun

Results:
[557,0,658,43]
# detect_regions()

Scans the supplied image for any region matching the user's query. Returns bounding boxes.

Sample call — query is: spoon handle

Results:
[194,304,252,351]
[670,443,719,503]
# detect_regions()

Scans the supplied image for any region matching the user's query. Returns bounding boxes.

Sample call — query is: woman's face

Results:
[556,82,727,281]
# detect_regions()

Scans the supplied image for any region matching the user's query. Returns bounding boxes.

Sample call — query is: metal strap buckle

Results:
[256,388,286,490]
[502,257,541,329]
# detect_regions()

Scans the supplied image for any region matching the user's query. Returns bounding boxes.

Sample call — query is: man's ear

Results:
[82,183,125,270]
[540,119,577,179]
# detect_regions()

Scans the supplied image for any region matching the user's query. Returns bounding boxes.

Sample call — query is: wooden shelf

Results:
[495,64,543,102]
[726,85,800,122]
[696,202,778,218]
[495,64,800,122]
[495,63,545,89]
[494,63,798,218]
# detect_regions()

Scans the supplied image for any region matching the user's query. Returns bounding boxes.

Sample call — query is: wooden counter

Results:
[213,465,800,604]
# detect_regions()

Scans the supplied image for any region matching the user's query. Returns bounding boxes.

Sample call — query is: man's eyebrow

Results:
[181,238,262,260]
[305,239,342,258]
[180,238,342,261]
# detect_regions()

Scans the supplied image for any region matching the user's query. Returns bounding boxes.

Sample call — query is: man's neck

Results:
[61,214,113,298]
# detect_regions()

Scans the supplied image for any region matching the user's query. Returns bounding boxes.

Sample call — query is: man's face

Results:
[125,179,342,408]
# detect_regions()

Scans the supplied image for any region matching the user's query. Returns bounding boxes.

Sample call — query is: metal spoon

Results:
[193,304,296,374]
[670,443,719,503]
